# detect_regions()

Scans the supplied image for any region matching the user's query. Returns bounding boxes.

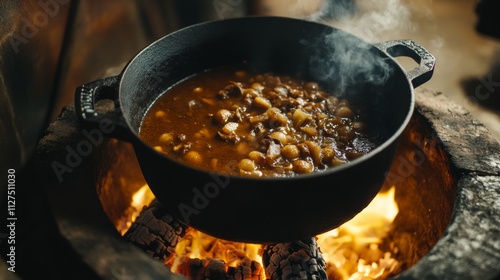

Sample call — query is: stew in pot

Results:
[139,65,379,177]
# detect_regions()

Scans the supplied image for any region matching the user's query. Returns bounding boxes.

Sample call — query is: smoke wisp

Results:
[304,0,416,95]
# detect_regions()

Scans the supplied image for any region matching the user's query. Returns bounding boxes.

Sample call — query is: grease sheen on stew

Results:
[139,65,378,177]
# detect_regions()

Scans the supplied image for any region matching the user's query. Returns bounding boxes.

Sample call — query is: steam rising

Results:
[306,31,394,96]
[332,0,415,42]
[309,0,416,42]
[305,0,417,95]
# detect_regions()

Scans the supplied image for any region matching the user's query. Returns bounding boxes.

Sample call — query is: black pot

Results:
[75,16,435,243]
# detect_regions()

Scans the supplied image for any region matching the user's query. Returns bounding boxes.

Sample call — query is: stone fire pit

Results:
[35,89,500,280]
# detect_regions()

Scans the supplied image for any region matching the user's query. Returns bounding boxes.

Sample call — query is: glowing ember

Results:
[119,185,400,280]
[171,231,263,273]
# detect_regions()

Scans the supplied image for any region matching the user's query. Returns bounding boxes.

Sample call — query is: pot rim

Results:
[119,15,418,182]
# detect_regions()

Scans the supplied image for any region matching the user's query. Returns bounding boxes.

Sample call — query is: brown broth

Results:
[139,65,377,177]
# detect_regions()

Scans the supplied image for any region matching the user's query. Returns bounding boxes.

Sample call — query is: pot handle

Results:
[74,75,133,141]
[374,39,435,88]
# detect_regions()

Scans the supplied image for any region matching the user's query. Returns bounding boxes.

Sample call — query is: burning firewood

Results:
[175,256,264,280]
[262,238,327,280]
[123,199,190,264]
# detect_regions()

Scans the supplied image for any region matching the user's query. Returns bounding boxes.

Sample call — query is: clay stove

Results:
[35,89,500,279]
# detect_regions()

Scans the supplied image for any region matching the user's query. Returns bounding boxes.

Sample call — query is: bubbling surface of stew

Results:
[139,65,378,177]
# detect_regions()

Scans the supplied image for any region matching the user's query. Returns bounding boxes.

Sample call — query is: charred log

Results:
[262,238,327,280]
[176,257,227,280]
[175,256,264,280]
[123,199,190,264]
[227,257,264,280]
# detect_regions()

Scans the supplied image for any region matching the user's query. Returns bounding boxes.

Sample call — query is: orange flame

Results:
[120,185,400,280]
[317,186,399,279]
[171,230,263,272]
[117,184,155,235]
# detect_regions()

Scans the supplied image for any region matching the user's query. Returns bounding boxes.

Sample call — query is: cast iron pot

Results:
[75,16,435,243]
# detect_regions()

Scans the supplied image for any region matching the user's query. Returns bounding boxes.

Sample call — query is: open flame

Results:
[117,184,155,235]
[172,231,263,268]
[119,185,400,280]
[316,187,399,279]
